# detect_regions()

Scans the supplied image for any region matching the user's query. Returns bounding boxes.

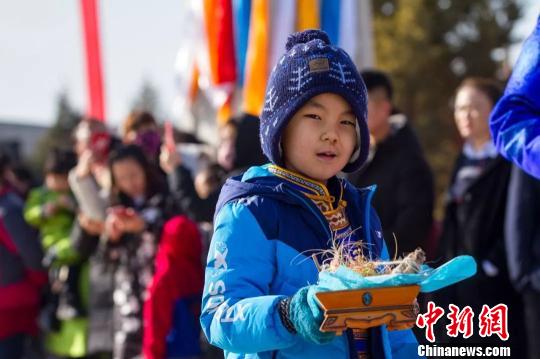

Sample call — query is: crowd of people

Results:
[0,110,266,359]
[1,21,540,359]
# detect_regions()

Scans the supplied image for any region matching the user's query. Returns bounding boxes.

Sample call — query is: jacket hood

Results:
[215,165,299,218]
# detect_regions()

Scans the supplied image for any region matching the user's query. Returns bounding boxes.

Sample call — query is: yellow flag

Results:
[296,0,320,31]
[242,0,269,116]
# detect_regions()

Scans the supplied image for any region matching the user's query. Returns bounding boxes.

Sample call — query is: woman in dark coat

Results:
[437,78,525,353]
[74,145,202,358]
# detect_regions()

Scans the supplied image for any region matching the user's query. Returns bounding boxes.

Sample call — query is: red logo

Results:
[416,301,445,343]
[416,302,509,342]
[478,304,509,341]
[446,304,474,339]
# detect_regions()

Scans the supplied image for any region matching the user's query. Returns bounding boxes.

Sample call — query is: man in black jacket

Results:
[505,165,540,358]
[348,70,434,256]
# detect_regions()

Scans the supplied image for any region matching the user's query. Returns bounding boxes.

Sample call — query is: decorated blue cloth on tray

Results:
[310,255,477,295]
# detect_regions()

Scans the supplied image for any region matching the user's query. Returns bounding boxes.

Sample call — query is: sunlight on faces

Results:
[73,121,107,157]
[282,93,357,184]
[217,122,237,171]
[454,86,493,144]
[45,173,70,192]
[111,158,147,199]
[366,87,392,138]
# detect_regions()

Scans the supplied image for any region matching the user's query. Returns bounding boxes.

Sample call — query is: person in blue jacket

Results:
[490,16,540,179]
[200,29,419,359]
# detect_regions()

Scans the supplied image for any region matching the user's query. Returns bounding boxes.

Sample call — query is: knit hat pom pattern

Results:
[285,30,330,51]
[259,29,369,173]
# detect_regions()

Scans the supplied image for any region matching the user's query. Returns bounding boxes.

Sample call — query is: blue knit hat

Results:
[259,29,369,173]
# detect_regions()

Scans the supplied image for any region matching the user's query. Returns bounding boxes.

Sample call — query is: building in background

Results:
[0,120,47,161]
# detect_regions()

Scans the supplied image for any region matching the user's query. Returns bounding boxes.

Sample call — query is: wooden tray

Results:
[315,285,420,334]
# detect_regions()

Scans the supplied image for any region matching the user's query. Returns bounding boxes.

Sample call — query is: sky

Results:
[0,0,539,128]
[0,0,185,127]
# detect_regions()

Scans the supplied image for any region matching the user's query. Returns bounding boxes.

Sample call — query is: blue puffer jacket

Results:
[490,16,540,179]
[200,165,419,359]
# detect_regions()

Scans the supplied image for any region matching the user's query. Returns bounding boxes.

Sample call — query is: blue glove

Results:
[281,286,335,345]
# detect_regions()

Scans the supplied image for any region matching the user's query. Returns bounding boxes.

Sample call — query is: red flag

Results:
[80,0,106,121]
[203,0,236,124]
[203,0,237,84]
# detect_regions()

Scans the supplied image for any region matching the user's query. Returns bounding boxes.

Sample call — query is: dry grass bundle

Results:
[312,237,426,276]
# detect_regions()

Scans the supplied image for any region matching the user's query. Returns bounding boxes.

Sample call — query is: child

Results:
[25,149,79,264]
[24,149,88,358]
[200,30,418,358]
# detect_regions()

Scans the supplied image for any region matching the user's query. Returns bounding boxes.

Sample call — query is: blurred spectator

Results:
[74,145,201,358]
[143,215,203,359]
[490,17,540,179]
[24,148,89,358]
[505,165,540,358]
[0,152,46,359]
[69,118,118,222]
[216,113,267,176]
[161,114,265,223]
[0,155,36,200]
[122,110,162,163]
[161,145,216,223]
[216,120,237,173]
[68,118,117,356]
[348,70,434,255]
[436,78,526,352]
[194,163,227,200]
[192,162,227,251]
[26,149,79,264]
[230,113,266,175]
[10,164,36,199]
[73,118,111,162]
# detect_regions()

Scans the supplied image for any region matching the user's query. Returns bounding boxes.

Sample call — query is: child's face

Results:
[111,158,147,199]
[282,93,357,184]
[45,173,70,192]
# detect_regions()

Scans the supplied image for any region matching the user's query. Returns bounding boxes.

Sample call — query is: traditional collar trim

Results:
[268,166,357,246]
[268,164,346,213]
[268,164,329,197]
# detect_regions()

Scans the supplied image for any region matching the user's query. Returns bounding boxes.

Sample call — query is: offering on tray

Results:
[309,242,476,334]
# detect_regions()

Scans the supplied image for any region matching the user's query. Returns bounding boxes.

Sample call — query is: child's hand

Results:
[57,194,76,211]
[280,286,335,345]
[159,145,181,174]
[116,208,146,234]
[78,213,104,236]
[105,210,124,242]
[42,202,58,217]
